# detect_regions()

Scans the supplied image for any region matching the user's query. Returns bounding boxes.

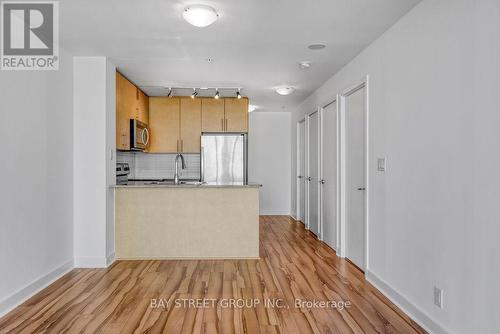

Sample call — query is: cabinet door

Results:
[225,98,249,132]
[137,90,149,124]
[116,72,135,150]
[180,97,201,153]
[201,98,225,132]
[148,97,180,153]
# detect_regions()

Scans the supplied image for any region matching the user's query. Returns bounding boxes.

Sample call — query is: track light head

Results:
[236,88,242,99]
[214,89,220,99]
[191,89,198,99]
[167,87,172,97]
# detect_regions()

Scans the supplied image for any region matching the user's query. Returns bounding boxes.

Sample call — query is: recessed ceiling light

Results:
[299,61,312,69]
[248,105,257,112]
[275,86,295,96]
[183,5,219,27]
[308,43,326,50]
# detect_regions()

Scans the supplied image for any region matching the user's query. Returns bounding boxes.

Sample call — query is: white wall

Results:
[249,112,291,215]
[73,57,116,268]
[290,1,500,333]
[0,48,74,316]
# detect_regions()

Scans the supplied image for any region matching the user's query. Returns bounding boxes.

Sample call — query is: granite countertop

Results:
[112,179,261,188]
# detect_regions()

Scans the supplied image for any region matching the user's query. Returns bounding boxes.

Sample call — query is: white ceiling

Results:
[60,0,420,112]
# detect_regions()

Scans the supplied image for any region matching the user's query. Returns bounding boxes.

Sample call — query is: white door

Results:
[321,101,337,249]
[307,111,320,237]
[345,87,366,269]
[297,120,306,222]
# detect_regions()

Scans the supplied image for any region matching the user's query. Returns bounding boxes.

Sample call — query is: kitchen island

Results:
[114,182,260,259]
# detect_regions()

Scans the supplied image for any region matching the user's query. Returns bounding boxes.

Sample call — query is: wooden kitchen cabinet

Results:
[201,98,225,132]
[224,98,249,132]
[116,71,150,150]
[136,89,149,124]
[180,98,202,153]
[116,72,136,150]
[148,97,180,153]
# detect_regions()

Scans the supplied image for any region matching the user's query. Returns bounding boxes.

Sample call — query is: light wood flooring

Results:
[0,216,425,333]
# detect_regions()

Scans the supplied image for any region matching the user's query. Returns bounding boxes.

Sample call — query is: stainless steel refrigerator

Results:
[201,133,248,184]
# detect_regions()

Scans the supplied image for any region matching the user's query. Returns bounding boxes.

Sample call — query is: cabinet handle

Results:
[177,140,179,152]
[181,140,183,152]
[225,119,228,131]
[222,119,224,131]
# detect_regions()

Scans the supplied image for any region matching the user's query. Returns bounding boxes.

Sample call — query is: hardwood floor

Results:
[0,216,426,333]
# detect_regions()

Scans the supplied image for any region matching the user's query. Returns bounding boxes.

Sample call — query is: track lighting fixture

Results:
[236,89,242,99]
[191,89,198,99]
[167,87,172,97]
[214,89,220,99]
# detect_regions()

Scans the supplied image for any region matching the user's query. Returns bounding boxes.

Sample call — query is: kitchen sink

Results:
[143,180,204,186]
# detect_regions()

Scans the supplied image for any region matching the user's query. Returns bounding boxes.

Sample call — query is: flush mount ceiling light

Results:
[275,86,295,96]
[248,105,257,112]
[308,43,326,50]
[183,5,219,27]
[299,61,312,69]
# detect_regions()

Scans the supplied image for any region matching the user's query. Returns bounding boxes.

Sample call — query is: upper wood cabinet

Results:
[201,97,248,133]
[148,97,180,153]
[180,98,202,153]
[116,71,150,150]
[201,98,225,132]
[136,89,149,124]
[224,98,249,132]
[116,72,135,150]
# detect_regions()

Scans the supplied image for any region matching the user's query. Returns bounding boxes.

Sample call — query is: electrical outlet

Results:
[434,286,444,308]
[377,158,386,172]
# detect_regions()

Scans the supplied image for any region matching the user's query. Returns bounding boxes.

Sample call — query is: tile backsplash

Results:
[117,151,200,180]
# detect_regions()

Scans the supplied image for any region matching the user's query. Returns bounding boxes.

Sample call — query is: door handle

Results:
[307,177,312,181]
[319,179,325,184]
[357,187,366,191]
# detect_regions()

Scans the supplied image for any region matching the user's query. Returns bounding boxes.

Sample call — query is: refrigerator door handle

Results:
[200,146,205,182]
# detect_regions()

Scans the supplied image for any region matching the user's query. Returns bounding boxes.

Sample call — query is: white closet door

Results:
[345,87,366,269]
[308,111,320,237]
[322,102,337,249]
[298,120,306,222]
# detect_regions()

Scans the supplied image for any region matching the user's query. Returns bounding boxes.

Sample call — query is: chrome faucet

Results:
[174,153,186,184]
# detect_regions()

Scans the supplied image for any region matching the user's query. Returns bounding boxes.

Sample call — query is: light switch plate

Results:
[434,286,444,308]
[377,158,386,172]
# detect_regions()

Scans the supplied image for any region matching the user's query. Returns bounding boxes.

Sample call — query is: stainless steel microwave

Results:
[130,119,149,151]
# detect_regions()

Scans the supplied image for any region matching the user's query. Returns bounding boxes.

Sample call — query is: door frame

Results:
[319,97,341,250]
[306,108,321,239]
[296,118,306,224]
[338,75,370,271]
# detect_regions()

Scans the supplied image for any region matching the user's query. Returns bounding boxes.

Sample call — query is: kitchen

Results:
[113,73,260,259]
[3,0,493,333]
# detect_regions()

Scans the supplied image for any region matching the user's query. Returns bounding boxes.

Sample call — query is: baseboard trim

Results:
[74,256,108,268]
[106,252,116,267]
[365,270,450,334]
[0,260,73,318]
[116,256,261,260]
